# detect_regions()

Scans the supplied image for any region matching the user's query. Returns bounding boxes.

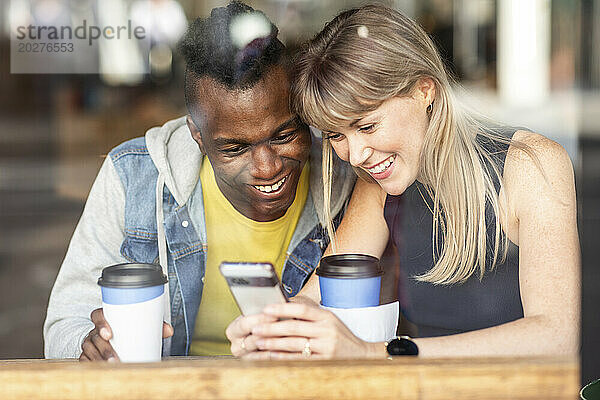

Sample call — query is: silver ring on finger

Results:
[240,336,246,351]
[302,338,312,358]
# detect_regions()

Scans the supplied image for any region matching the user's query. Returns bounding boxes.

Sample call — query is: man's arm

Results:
[43,157,128,359]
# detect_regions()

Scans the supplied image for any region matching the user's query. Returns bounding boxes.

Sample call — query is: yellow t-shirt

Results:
[189,158,309,355]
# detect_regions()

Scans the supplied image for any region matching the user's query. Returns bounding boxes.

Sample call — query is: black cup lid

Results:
[98,263,168,288]
[316,254,383,279]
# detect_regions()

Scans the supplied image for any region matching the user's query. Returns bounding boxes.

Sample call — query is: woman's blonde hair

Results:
[291,5,530,285]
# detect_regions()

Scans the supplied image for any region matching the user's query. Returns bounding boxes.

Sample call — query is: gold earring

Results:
[426,102,433,114]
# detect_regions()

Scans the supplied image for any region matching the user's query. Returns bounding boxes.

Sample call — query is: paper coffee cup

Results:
[316,254,383,309]
[321,301,399,342]
[98,263,168,363]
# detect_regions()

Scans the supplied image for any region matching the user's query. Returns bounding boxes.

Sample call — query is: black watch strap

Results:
[385,336,419,357]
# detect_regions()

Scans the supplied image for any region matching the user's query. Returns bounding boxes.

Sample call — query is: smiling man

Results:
[43,1,354,360]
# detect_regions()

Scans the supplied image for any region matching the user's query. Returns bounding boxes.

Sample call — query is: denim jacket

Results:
[44,116,355,358]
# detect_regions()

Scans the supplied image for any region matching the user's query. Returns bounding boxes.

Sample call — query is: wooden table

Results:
[0,356,579,399]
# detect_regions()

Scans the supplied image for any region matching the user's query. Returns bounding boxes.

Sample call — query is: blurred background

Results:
[0,0,597,384]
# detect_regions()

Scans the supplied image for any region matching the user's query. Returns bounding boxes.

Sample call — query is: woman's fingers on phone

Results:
[262,302,328,322]
[227,314,279,356]
[230,337,244,356]
[231,334,261,356]
[226,315,250,341]
[255,336,311,353]
[267,351,327,361]
[226,314,277,341]
[252,317,327,339]
[241,334,261,353]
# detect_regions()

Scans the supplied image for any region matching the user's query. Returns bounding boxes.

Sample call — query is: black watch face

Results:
[387,337,419,356]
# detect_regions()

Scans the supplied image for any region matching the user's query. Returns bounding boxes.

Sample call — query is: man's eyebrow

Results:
[213,137,249,147]
[272,116,302,134]
[213,117,302,148]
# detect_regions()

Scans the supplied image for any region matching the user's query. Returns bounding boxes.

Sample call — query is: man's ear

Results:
[187,115,206,154]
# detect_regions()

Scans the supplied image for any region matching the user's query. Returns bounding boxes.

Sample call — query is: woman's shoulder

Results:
[506,130,573,177]
[511,130,566,153]
[503,129,576,219]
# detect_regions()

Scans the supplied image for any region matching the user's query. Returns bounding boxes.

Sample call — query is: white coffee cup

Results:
[320,301,399,343]
[98,263,168,362]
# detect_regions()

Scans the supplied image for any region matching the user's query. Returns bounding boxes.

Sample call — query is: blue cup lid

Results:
[317,254,383,279]
[98,263,167,288]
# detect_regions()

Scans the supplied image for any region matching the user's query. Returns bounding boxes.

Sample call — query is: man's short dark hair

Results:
[179,1,286,114]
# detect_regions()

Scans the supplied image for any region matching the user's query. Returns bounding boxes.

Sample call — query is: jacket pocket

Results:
[120,234,159,264]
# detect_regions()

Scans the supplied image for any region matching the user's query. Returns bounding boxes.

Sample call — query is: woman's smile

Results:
[364,154,397,180]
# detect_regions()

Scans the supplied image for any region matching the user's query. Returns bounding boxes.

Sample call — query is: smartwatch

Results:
[385,336,419,357]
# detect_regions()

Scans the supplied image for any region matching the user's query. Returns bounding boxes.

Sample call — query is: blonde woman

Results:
[225,4,580,359]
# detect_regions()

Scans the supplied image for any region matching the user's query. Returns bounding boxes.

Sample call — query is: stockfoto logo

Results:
[11,17,150,74]
[15,20,146,46]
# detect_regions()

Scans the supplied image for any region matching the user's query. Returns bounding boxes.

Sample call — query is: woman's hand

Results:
[225,313,278,357]
[245,302,376,360]
[225,297,318,357]
[289,294,320,307]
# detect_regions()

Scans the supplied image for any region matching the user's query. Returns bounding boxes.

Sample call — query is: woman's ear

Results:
[415,77,436,108]
[187,115,206,154]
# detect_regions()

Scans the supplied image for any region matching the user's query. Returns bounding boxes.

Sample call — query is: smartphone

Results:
[219,262,288,316]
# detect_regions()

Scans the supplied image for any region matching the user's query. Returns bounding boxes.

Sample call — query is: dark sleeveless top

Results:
[384,128,523,338]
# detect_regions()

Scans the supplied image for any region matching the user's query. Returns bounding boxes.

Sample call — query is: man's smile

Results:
[252,173,289,194]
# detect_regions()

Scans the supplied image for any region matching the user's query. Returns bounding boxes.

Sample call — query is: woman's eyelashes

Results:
[357,123,377,133]
[323,123,377,141]
[324,132,345,141]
